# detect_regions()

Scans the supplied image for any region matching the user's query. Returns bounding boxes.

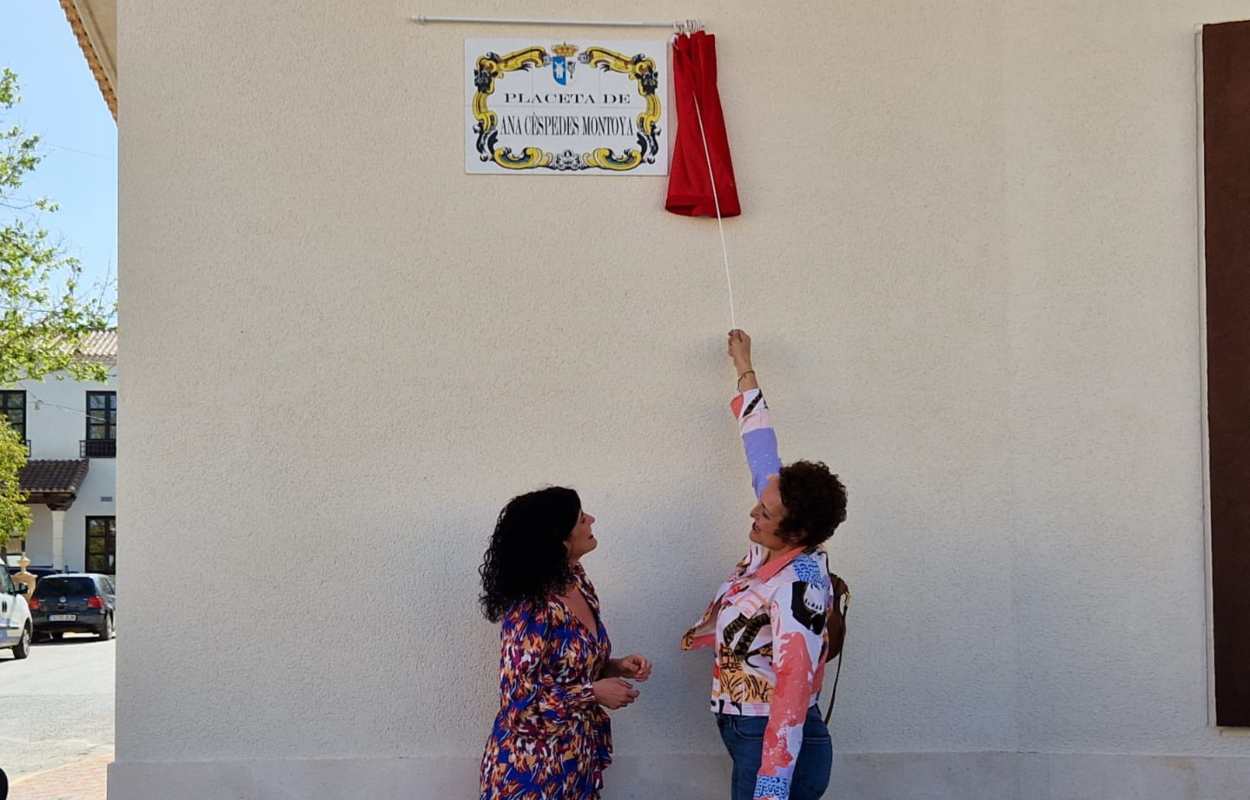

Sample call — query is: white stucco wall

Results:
[114,2,1250,798]
[19,370,117,571]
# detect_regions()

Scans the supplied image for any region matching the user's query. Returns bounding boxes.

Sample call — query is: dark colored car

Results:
[5,565,67,582]
[28,573,115,641]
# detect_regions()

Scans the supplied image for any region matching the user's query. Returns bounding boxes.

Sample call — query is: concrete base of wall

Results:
[107,751,1250,799]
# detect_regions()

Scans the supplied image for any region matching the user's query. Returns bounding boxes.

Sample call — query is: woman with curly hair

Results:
[479,486,652,800]
[682,330,849,800]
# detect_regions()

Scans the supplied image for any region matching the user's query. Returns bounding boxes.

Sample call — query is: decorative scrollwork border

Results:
[471,45,662,172]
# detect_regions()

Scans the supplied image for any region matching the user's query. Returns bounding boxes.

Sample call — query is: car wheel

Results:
[99,614,114,641]
[12,624,31,659]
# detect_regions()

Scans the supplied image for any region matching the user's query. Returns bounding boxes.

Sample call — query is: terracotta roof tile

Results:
[19,460,90,494]
[76,330,118,361]
[59,0,116,121]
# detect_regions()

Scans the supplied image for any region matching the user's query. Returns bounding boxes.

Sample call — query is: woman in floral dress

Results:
[479,487,652,800]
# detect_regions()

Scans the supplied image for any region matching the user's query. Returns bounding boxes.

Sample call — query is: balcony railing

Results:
[81,439,117,458]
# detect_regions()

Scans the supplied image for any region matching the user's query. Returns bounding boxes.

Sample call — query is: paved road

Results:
[0,634,114,783]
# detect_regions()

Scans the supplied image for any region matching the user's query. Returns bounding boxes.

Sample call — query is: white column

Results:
[51,509,66,570]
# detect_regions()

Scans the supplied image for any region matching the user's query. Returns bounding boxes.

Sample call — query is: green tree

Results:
[0,422,30,560]
[2,67,114,387]
[1,67,115,557]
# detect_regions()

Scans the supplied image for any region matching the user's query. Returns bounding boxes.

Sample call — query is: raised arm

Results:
[729,329,759,392]
[728,330,780,499]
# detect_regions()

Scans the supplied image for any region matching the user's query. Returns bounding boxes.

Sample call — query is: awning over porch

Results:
[20,459,90,511]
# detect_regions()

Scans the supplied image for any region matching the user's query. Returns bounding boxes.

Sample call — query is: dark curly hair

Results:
[776,460,847,549]
[479,486,581,623]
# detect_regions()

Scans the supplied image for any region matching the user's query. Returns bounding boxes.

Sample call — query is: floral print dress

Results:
[480,564,613,800]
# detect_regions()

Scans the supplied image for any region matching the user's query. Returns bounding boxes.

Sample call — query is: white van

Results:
[0,568,32,659]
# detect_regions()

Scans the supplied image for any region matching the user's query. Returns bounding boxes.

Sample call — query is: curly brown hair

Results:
[776,460,847,548]
[478,487,580,623]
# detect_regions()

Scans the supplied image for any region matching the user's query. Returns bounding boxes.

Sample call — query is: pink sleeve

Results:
[753,583,825,800]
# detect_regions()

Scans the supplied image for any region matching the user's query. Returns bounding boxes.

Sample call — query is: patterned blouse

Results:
[480,563,613,800]
[681,389,836,800]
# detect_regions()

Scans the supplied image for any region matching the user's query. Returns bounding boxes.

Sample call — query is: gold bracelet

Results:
[736,369,756,388]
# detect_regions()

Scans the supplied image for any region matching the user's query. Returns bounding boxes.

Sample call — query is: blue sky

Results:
[1,2,118,311]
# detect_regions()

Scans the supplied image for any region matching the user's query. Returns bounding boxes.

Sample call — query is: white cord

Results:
[690,91,737,330]
[412,15,678,27]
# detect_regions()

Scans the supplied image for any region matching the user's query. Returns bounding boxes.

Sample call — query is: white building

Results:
[5,331,117,574]
[53,2,1250,798]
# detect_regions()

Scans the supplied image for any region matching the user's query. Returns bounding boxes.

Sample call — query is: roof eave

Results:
[59,0,117,121]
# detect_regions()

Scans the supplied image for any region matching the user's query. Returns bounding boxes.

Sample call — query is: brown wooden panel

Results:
[1204,19,1250,728]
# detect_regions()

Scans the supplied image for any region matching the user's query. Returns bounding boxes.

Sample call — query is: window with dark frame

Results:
[1,390,26,442]
[85,516,116,575]
[85,391,117,458]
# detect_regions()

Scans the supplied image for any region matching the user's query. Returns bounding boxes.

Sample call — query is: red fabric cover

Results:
[666,31,742,218]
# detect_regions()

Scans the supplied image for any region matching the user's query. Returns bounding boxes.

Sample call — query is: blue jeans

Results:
[716,705,833,800]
